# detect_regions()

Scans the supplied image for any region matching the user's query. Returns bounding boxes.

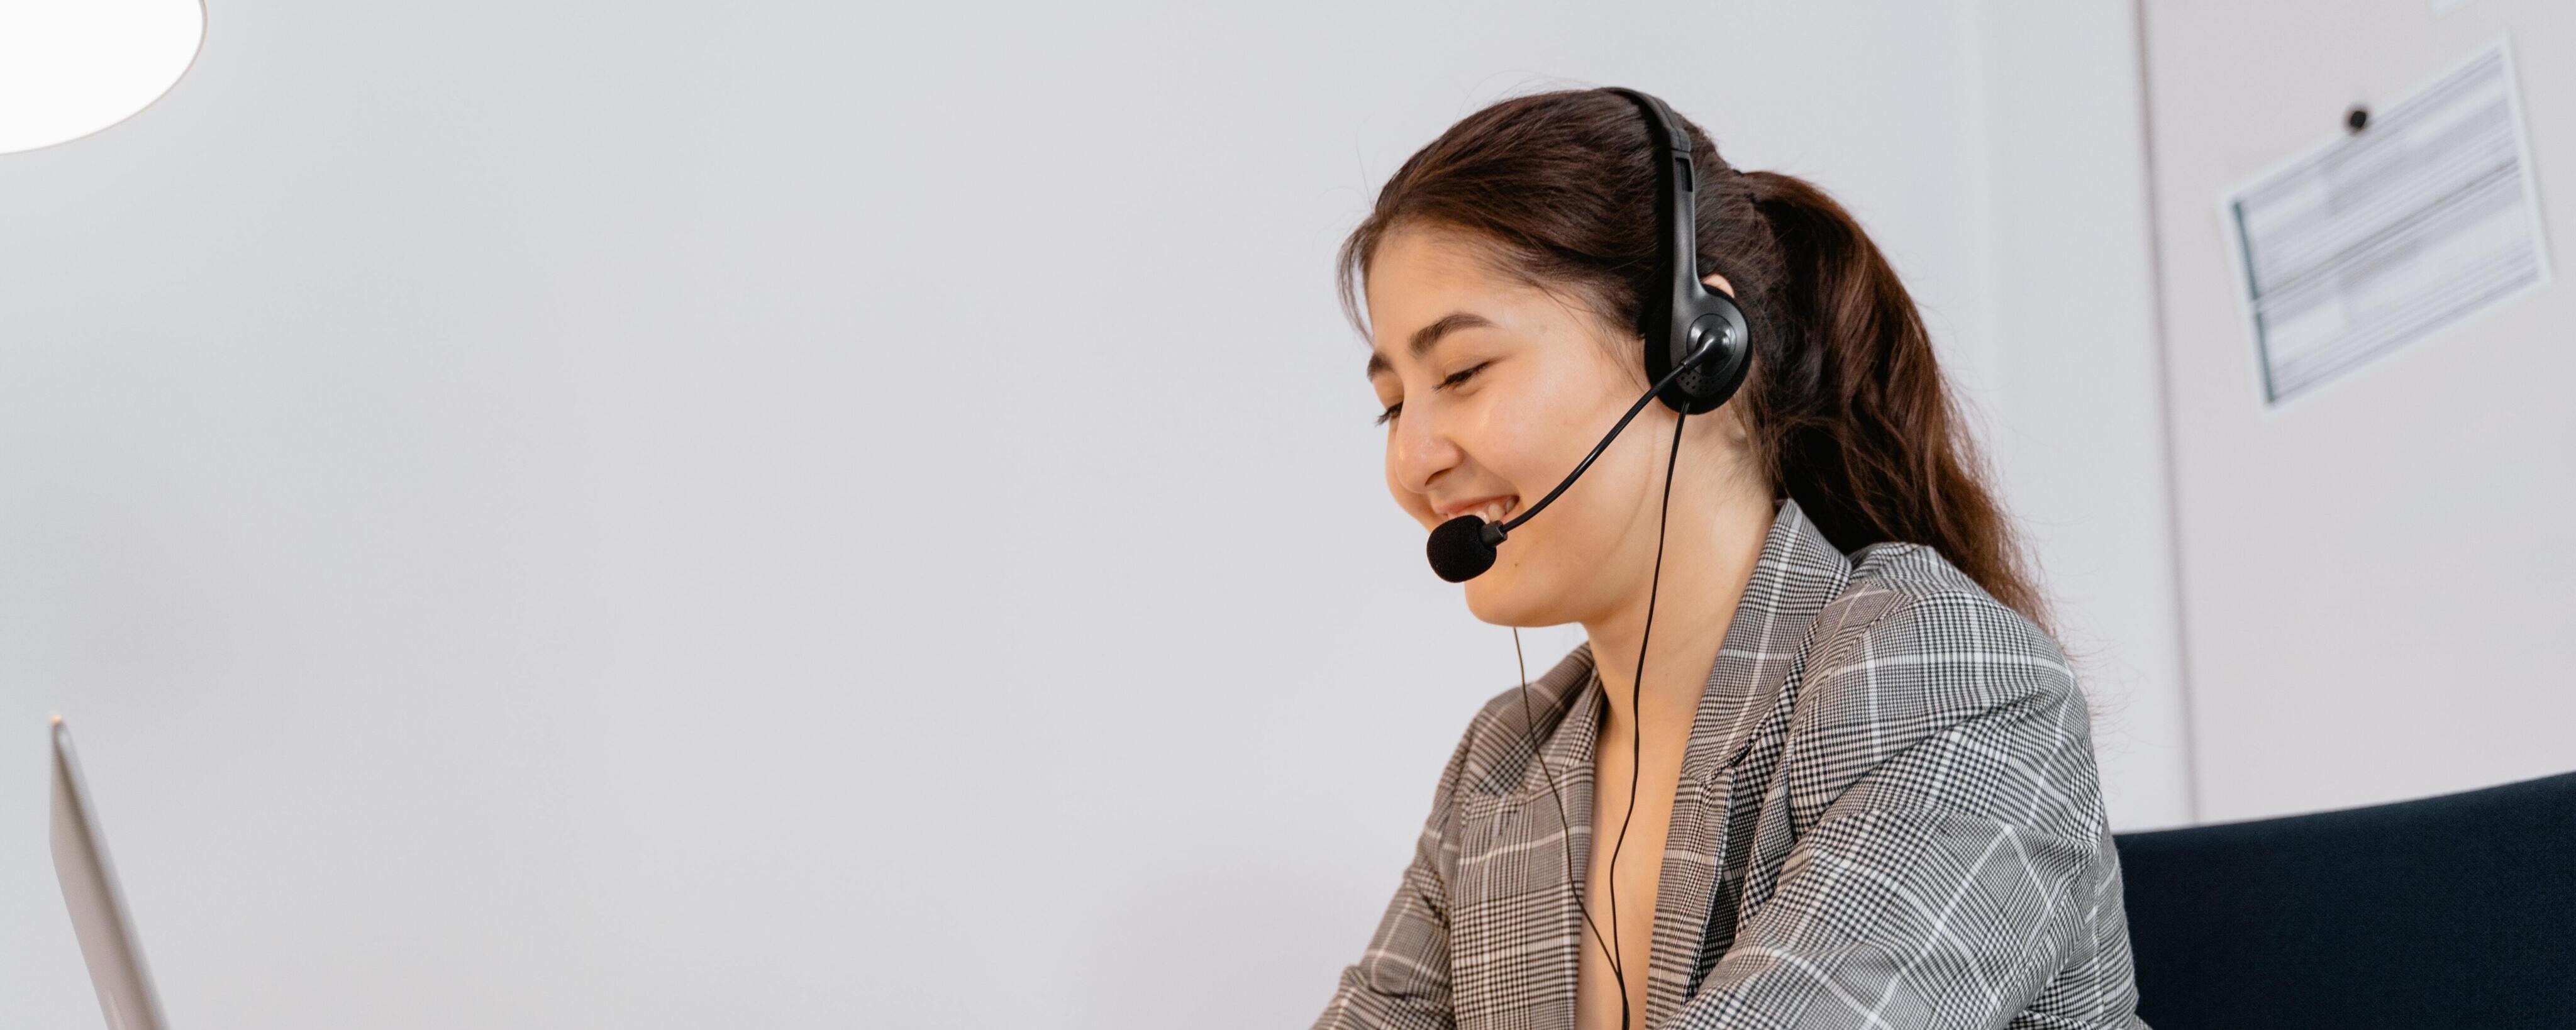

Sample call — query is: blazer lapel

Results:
[1645,496,1855,1026]
[1679,496,1856,783]
[1452,643,1601,1030]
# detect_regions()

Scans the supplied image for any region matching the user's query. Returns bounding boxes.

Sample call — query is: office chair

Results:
[2112,768,2576,1029]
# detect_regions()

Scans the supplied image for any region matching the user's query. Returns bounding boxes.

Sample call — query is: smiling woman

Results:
[1312,87,2148,1030]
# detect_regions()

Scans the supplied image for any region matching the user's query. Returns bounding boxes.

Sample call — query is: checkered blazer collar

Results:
[1499,494,1857,801]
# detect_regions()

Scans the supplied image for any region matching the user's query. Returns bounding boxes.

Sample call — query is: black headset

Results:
[1422,87,1753,583]
[1614,86,1753,417]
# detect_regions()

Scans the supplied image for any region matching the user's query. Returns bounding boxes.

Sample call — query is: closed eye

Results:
[1374,362,1492,427]
[1440,362,1489,389]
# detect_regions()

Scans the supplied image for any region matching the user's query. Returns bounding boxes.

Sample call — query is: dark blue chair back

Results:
[2112,770,2576,1029]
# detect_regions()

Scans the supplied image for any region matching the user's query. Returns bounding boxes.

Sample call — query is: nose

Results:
[1386,397,1465,499]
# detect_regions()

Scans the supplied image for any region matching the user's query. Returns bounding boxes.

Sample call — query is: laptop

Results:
[49,714,171,1030]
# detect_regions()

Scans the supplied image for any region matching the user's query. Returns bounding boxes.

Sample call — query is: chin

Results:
[1459,561,1564,628]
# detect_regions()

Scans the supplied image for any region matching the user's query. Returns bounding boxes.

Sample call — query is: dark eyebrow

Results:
[1364,311,1495,380]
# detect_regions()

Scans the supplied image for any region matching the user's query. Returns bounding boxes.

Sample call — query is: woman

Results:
[1312,89,2148,1030]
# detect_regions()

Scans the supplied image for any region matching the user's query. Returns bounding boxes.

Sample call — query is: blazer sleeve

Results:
[1670,585,2123,1029]
[1310,712,1479,1030]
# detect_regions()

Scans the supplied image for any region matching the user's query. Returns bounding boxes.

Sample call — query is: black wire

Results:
[1509,408,1688,1030]
[1606,407,1688,1030]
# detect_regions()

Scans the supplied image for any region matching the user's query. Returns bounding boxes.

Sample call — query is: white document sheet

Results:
[2221,36,2553,407]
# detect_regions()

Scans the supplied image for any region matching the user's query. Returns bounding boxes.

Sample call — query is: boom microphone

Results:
[1424,348,1714,582]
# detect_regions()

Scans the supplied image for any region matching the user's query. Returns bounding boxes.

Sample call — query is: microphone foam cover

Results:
[1426,516,1499,583]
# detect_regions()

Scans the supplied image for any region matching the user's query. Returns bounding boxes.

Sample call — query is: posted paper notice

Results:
[2221,36,2552,407]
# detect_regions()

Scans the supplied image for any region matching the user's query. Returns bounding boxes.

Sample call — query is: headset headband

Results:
[1601,87,1752,416]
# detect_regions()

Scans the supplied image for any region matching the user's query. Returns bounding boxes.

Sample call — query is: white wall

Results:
[2137,0,2576,823]
[1962,1,2197,830]
[0,2,2191,1027]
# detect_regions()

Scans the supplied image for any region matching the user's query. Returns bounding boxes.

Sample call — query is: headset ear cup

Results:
[1675,363,1722,413]
[1688,339,1750,414]
[1660,299,1751,414]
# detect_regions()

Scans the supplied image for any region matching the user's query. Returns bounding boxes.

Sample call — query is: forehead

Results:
[1365,225,1514,327]
[1362,223,1629,385]
[1363,226,1550,370]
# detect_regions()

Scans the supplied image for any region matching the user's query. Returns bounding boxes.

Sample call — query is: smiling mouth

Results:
[1452,497,1517,524]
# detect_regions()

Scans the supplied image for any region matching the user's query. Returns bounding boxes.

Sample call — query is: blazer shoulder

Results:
[1780,541,2104,834]
[1814,540,2076,708]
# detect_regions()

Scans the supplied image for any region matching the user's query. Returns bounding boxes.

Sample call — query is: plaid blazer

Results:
[1313,496,2148,1029]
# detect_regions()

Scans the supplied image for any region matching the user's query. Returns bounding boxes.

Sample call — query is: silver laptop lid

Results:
[50,715,170,1030]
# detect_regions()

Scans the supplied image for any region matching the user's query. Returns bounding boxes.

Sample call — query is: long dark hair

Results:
[1336,87,2062,646]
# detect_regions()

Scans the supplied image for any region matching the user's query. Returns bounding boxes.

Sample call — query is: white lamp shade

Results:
[0,0,208,155]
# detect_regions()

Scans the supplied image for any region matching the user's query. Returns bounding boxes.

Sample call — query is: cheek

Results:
[1485,418,1560,495]
[1475,377,1596,499]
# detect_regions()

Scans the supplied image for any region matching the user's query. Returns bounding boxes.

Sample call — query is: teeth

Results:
[1480,499,1513,522]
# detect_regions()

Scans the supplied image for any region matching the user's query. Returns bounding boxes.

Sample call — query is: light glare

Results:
[0,0,208,155]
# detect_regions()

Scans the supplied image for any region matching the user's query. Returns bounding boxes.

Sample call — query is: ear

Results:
[1701,272,1735,299]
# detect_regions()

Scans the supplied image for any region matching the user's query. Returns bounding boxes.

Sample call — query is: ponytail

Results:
[1734,170,2057,642]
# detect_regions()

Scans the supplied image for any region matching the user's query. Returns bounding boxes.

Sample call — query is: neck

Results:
[1582,491,1774,746]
